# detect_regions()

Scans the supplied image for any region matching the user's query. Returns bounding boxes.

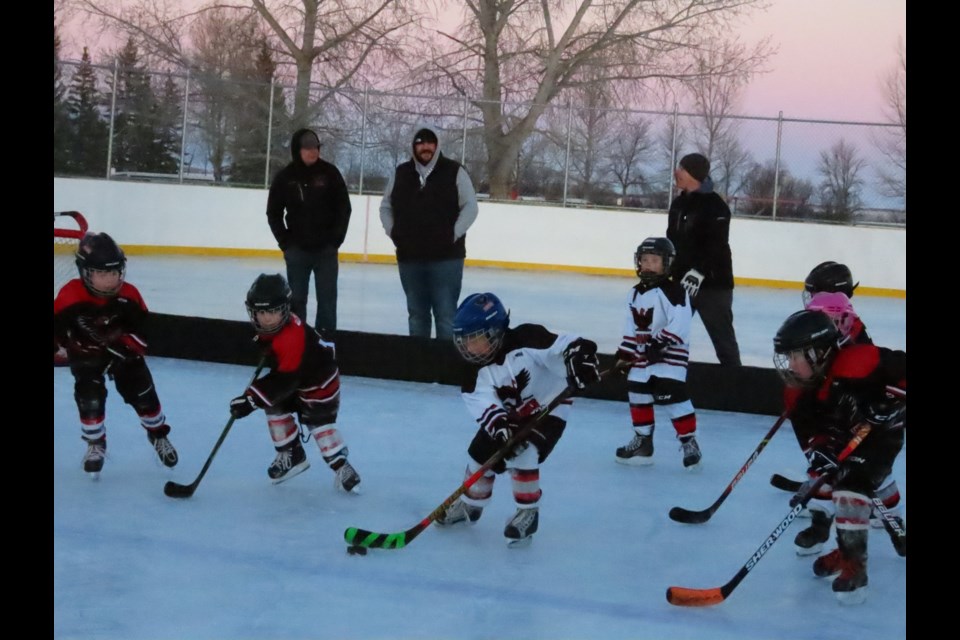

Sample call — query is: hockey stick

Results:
[164,357,267,499]
[344,367,617,550]
[770,473,803,492]
[666,422,872,607]
[669,412,788,524]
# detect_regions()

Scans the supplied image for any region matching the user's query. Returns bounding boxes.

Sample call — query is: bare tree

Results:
[607,112,655,202]
[422,0,771,198]
[72,0,420,127]
[817,139,866,223]
[874,40,906,204]
[684,39,760,196]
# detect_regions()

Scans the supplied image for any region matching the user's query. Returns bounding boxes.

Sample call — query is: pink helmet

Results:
[804,291,861,346]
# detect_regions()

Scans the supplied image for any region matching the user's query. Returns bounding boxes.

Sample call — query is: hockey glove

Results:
[805,448,838,476]
[487,417,520,446]
[230,394,258,419]
[646,339,668,364]
[106,333,148,361]
[864,399,906,431]
[563,338,601,390]
[680,269,704,299]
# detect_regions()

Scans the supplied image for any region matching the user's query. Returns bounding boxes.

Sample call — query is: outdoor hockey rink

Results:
[54,258,907,639]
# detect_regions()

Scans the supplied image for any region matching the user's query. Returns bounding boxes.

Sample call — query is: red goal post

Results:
[54,211,89,366]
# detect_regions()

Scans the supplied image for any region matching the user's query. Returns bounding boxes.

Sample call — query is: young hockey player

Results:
[773,309,906,604]
[228,274,361,492]
[614,237,700,469]
[789,284,905,555]
[435,292,601,546]
[53,232,178,478]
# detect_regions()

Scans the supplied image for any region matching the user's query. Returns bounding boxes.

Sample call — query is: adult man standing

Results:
[666,152,742,366]
[380,127,479,339]
[266,128,352,336]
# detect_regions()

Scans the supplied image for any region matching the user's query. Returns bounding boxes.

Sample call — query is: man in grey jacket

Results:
[380,127,479,339]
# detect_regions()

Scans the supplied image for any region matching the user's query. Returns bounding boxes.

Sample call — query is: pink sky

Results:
[734,0,905,121]
[59,0,905,124]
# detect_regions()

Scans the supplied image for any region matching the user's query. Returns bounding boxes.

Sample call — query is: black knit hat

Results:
[413,128,438,145]
[679,153,710,183]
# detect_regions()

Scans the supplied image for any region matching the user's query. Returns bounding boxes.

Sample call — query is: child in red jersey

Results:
[228,273,361,491]
[53,232,178,478]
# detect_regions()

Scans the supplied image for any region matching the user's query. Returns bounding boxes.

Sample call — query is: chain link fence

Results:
[54,59,906,227]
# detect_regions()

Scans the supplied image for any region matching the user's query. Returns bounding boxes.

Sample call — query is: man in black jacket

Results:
[266,128,352,335]
[379,127,479,339]
[666,153,741,366]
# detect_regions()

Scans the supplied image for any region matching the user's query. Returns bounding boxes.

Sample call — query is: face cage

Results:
[81,266,126,297]
[772,345,832,388]
[453,326,504,365]
[246,303,290,335]
[801,289,814,307]
[635,252,672,281]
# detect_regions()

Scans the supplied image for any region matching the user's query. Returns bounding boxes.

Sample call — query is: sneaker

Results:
[679,434,702,470]
[436,499,484,526]
[615,433,654,466]
[83,438,106,475]
[794,510,834,556]
[504,506,539,546]
[147,429,179,468]
[333,460,362,493]
[268,441,310,484]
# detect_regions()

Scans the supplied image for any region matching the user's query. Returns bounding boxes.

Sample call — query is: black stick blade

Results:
[668,506,714,524]
[164,481,196,498]
[770,474,804,492]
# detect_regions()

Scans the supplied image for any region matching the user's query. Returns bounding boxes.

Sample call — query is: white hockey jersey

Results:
[460,324,578,435]
[617,279,692,383]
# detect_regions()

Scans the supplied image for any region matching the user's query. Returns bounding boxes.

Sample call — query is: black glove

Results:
[487,417,520,446]
[230,394,258,419]
[806,448,838,476]
[563,338,600,390]
[863,399,906,431]
[646,339,668,364]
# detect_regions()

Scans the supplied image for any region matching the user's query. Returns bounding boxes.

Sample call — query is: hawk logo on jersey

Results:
[493,369,541,418]
[631,307,654,332]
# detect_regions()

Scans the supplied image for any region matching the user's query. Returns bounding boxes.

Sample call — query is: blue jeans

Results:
[283,245,339,332]
[397,259,464,339]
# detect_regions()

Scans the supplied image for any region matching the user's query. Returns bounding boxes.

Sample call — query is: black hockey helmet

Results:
[452,292,510,365]
[634,237,676,284]
[245,273,292,335]
[802,261,859,306]
[772,309,841,387]
[75,232,126,297]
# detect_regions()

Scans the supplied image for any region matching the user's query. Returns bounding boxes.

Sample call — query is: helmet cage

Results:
[773,344,836,388]
[245,274,292,335]
[634,238,675,285]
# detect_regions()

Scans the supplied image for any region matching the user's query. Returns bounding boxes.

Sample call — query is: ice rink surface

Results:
[54,257,907,639]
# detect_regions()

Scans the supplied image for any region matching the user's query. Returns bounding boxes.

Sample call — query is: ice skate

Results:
[435,499,483,526]
[615,433,653,466]
[504,506,539,547]
[268,440,310,484]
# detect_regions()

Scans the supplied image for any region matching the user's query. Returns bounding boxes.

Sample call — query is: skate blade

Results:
[795,542,825,556]
[506,536,533,548]
[835,587,868,605]
[338,482,363,495]
[615,456,654,467]
[86,470,101,481]
[683,462,703,472]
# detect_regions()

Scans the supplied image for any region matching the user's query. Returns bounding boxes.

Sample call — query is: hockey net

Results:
[54,211,88,298]
[54,211,88,366]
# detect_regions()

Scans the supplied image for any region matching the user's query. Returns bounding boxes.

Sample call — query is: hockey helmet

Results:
[75,232,126,297]
[245,273,292,335]
[802,261,859,306]
[772,309,841,387]
[804,291,862,346]
[452,292,510,365]
[634,237,676,284]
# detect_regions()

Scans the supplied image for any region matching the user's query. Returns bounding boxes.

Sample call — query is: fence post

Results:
[461,94,469,164]
[668,103,679,202]
[106,59,119,180]
[773,110,783,220]
[562,101,573,205]
[264,82,276,188]
[358,85,368,195]
[179,71,190,184]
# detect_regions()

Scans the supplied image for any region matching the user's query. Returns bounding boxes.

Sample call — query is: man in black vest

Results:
[379,127,479,339]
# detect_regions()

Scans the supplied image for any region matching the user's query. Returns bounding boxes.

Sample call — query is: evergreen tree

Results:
[111,38,157,173]
[152,74,183,174]
[229,39,288,185]
[54,22,73,173]
[66,47,109,177]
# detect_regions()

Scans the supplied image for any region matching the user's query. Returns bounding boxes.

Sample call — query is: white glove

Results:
[681,269,704,298]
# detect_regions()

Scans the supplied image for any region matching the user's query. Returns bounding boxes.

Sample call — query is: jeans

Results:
[283,245,339,333]
[397,258,464,339]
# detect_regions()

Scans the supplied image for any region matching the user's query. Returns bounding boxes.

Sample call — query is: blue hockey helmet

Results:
[452,292,510,365]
